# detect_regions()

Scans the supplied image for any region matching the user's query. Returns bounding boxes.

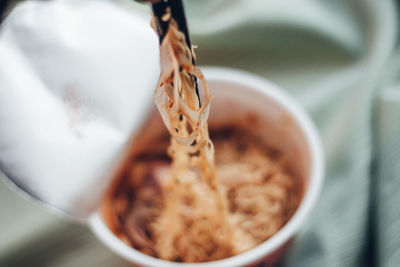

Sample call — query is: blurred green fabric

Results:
[1,0,399,266]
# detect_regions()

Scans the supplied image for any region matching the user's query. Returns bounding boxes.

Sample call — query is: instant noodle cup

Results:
[90,67,324,267]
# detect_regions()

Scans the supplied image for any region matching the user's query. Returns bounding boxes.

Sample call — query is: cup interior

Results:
[89,67,323,267]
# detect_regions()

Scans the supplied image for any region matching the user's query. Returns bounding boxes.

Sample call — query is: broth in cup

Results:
[101,123,303,263]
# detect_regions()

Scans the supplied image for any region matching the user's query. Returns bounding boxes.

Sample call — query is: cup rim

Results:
[89,66,324,267]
